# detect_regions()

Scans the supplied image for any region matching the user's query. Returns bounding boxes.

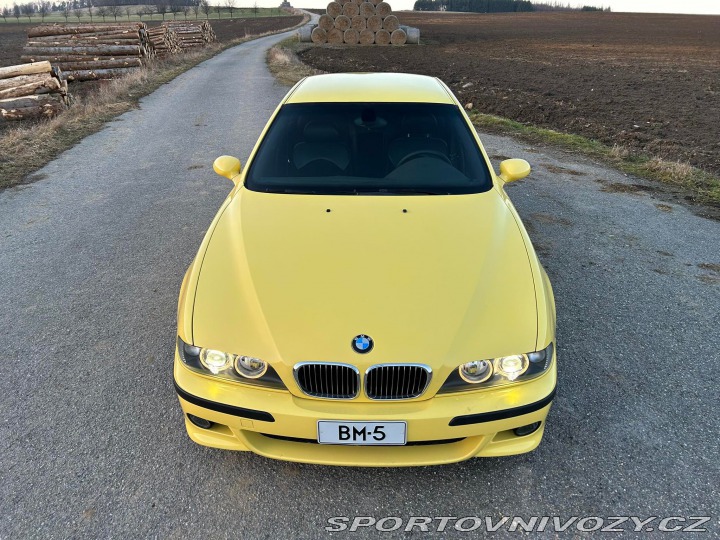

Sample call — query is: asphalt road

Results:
[1,26,719,540]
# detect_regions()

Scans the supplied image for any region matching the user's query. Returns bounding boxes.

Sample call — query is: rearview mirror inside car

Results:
[498,159,531,183]
[213,156,242,183]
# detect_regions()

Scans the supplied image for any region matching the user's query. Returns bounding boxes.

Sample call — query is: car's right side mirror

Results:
[213,155,242,184]
[498,159,531,183]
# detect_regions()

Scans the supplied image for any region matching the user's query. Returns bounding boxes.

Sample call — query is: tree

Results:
[224,0,235,19]
[108,4,122,21]
[38,1,50,21]
[1,6,10,21]
[252,1,258,17]
[200,0,210,19]
[88,1,94,22]
[191,0,199,19]
[96,5,108,21]
[124,6,132,19]
[61,1,71,20]
[182,4,190,19]
[21,3,34,21]
[73,6,82,20]
[169,0,182,20]
[13,4,21,21]
[155,0,169,20]
[214,3,222,19]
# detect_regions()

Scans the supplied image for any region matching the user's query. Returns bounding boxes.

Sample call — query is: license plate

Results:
[317,421,407,445]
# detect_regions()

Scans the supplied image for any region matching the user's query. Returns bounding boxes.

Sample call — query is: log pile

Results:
[0,61,71,121]
[163,21,216,50]
[22,23,152,82]
[300,0,419,45]
[146,25,182,57]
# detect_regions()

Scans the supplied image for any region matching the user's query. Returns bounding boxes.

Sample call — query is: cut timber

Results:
[383,15,399,32]
[343,28,359,44]
[326,1,341,17]
[0,93,61,110]
[318,14,334,32]
[327,28,344,45]
[0,73,49,92]
[22,45,142,56]
[54,58,142,71]
[334,15,351,31]
[1,102,64,120]
[367,15,382,32]
[390,28,406,45]
[351,15,366,30]
[369,0,382,5]
[27,24,144,38]
[62,67,139,82]
[338,0,350,4]
[376,1,392,17]
[0,77,61,99]
[358,29,375,44]
[375,29,391,45]
[359,2,375,17]
[342,2,359,17]
[311,27,327,44]
[0,61,52,80]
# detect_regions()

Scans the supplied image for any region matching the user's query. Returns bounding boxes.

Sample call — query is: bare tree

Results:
[61,1,71,21]
[200,0,210,19]
[38,1,50,21]
[109,5,122,21]
[73,5,82,20]
[124,6,132,20]
[182,4,190,19]
[155,0,169,20]
[13,4,21,22]
[224,0,235,19]
[88,1,94,22]
[169,0,182,20]
[214,2,222,19]
[1,6,11,22]
[252,0,258,17]
[21,3,34,22]
[191,0,199,19]
[96,5,108,21]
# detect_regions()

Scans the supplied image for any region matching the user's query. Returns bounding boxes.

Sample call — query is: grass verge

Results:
[266,37,321,86]
[0,14,308,190]
[469,111,720,206]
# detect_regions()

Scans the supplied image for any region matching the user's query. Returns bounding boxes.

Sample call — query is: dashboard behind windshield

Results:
[245,102,493,195]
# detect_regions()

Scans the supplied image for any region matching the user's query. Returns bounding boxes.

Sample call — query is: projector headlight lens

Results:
[495,354,529,381]
[459,360,493,383]
[200,349,231,374]
[235,355,267,379]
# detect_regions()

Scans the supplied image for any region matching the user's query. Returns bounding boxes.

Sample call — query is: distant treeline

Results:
[413,0,611,12]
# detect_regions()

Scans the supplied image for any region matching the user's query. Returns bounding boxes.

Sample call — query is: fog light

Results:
[187,414,214,430]
[513,422,541,437]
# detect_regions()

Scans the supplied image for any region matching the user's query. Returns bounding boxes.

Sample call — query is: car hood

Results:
[193,189,537,385]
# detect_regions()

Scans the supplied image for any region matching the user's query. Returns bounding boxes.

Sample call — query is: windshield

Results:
[245,103,493,195]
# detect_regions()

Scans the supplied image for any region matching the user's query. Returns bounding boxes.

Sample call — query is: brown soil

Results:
[298,12,720,175]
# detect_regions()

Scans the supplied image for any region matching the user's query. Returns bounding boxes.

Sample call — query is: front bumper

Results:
[173,358,556,466]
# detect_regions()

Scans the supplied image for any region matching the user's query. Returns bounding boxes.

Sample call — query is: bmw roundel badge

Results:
[352,334,373,354]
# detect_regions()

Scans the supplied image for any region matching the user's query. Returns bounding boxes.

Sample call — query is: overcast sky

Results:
[1,0,719,15]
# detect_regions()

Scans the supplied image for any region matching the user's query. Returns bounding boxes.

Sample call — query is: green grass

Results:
[0,7,290,24]
[469,111,720,205]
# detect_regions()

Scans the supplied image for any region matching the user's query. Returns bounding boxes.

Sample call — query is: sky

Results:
[1,0,720,14]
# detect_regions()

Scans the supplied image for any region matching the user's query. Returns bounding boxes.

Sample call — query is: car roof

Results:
[284,73,456,105]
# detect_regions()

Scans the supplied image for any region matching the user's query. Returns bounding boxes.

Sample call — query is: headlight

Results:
[439,342,554,393]
[177,337,284,389]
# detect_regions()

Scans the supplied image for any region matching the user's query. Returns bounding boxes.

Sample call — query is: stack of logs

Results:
[164,21,216,50]
[146,25,182,57]
[22,23,152,82]
[0,61,71,121]
[302,0,419,45]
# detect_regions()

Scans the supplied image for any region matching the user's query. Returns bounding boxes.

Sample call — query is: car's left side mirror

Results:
[213,155,242,184]
[498,159,531,183]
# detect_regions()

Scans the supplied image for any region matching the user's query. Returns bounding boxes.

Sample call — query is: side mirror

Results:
[498,159,531,183]
[213,155,242,183]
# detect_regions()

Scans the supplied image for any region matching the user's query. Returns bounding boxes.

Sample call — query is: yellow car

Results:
[174,73,556,466]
